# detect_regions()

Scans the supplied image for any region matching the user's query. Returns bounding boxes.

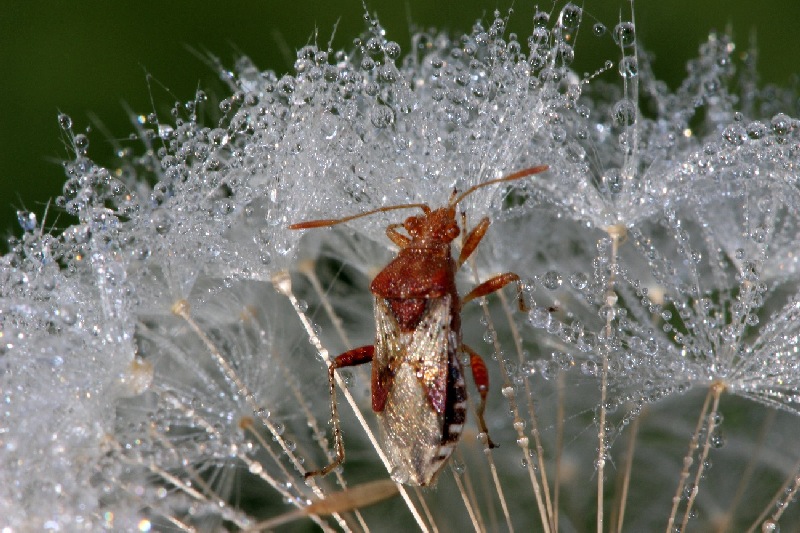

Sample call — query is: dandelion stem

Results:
[599,225,626,532]
[298,259,353,349]
[499,289,554,533]
[555,371,565,533]
[280,365,371,531]
[413,489,440,533]
[451,461,484,533]
[246,480,398,532]
[613,409,641,533]
[461,240,519,531]
[680,381,724,531]
[473,296,513,532]
[170,299,306,482]
[745,457,800,533]
[715,409,775,532]
[666,385,715,532]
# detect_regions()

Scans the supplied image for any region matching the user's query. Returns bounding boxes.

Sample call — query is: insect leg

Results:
[386,223,410,248]
[463,272,528,311]
[457,217,490,267]
[305,345,375,479]
[461,344,498,448]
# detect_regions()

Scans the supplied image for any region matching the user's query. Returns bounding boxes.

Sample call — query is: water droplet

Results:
[543,271,563,290]
[74,134,89,154]
[384,41,401,59]
[771,113,792,136]
[150,209,172,235]
[58,113,73,130]
[612,22,636,47]
[554,42,574,66]
[722,124,747,145]
[761,519,779,532]
[644,339,658,355]
[612,99,636,126]
[709,430,726,448]
[529,307,552,328]
[552,126,567,143]
[158,124,174,139]
[365,36,383,56]
[618,56,638,78]
[581,360,598,376]
[378,64,400,83]
[570,272,588,290]
[56,305,77,326]
[370,106,394,128]
[560,3,582,30]
[16,211,37,232]
[598,305,616,321]
[339,370,354,387]
[592,23,607,37]
[751,226,767,243]
[603,169,623,193]
[390,466,410,484]
[533,10,549,28]
[747,121,767,139]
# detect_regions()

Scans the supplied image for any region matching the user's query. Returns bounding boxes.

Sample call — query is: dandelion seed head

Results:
[2,2,800,530]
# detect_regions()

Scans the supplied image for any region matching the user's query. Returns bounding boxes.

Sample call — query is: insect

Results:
[290,165,548,486]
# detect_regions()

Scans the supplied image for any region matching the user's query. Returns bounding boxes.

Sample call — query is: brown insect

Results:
[290,165,548,486]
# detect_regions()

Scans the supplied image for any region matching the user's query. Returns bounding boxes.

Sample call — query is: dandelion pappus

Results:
[290,165,548,486]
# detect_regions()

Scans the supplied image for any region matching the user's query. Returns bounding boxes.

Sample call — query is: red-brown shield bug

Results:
[289,165,548,486]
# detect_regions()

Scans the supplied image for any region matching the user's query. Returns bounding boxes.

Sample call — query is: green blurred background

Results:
[1,1,798,248]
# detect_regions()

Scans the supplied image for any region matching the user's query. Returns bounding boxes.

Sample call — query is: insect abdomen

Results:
[441,348,467,450]
[374,296,460,486]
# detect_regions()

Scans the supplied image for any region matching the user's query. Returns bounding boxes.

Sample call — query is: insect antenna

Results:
[451,165,548,207]
[289,202,430,229]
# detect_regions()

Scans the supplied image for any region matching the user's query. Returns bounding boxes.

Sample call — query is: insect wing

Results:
[374,295,455,486]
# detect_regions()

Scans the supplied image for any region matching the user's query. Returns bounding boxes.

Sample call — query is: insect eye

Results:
[446,225,459,239]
